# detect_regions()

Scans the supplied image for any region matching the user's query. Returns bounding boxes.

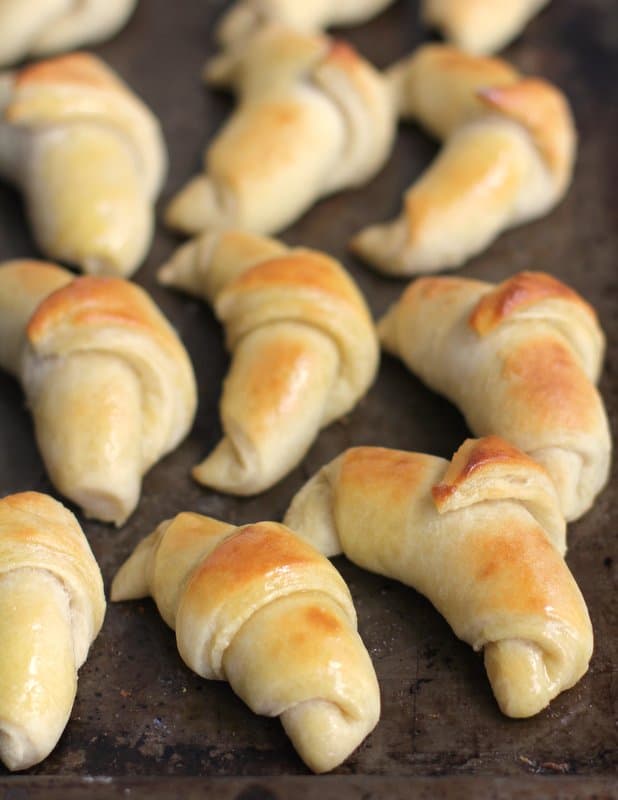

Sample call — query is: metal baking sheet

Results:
[0,0,616,797]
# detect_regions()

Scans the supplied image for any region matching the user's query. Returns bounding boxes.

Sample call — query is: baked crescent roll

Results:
[350,45,575,275]
[421,0,550,55]
[165,25,396,236]
[284,437,593,718]
[0,491,105,771]
[216,0,395,45]
[0,260,197,525]
[111,513,380,773]
[158,229,379,495]
[378,271,610,521]
[0,52,167,276]
[0,0,137,67]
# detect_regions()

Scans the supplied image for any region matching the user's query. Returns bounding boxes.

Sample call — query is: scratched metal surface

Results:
[0,1,616,798]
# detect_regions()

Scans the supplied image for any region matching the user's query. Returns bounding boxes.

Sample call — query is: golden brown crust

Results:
[27,276,183,358]
[12,273,196,525]
[461,519,573,617]
[13,52,122,93]
[186,522,326,611]
[414,44,518,85]
[502,338,599,431]
[2,489,72,524]
[478,78,574,179]
[0,259,70,293]
[354,44,575,276]
[111,512,379,772]
[324,39,363,70]
[402,134,524,244]
[224,253,364,313]
[168,24,395,237]
[284,438,592,717]
[339,446,429,505]
[158,232,378,496]
[301,604,344,635]
[378,271,609,521]
[469,271,592,335]
[432,435,545,506]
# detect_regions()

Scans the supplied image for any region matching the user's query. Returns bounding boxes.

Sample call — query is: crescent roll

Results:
[158,229,379,495]
[421,0,550,55]
[165,25,396,237]
[351,45,575,275]
[284,437,593,718]
[0,260,197,525]
[216,0,395,45]
[0,0,137,67]
[0,52,167,276]
[0,491,105,771]
[111,513,380,773]
[378,271,610,521]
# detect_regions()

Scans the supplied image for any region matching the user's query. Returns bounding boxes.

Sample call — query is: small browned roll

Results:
[165,24,396,237]
[378,271,610,521]
[158,229,379,495]
[351,45,575,275]
[0,260,197,525]
[112,513,380,773]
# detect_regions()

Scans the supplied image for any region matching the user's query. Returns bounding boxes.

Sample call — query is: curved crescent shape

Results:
[165,25,396,238]
[284,437,593,718]
[111,513,380,773]
[158,229,379,495]
[377,271,610,521]
[0,260,197,525]
[350,44,575,275]
[0,53,166,276]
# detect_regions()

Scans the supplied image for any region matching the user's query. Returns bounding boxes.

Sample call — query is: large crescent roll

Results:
[421,0,550,55]
[0,491,105,771]
[0,260,197,525]
[215,0,395,45]
[378,271,611,521]
[0,53,167,276]
[158,229,379,495]
[165,25,396,237]
[111,513,380,773]
[351,45,575,275]
[284,437,593,718]
[0,0,137,67]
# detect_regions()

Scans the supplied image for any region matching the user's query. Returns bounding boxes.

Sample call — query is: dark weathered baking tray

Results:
[0,1,616,797]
